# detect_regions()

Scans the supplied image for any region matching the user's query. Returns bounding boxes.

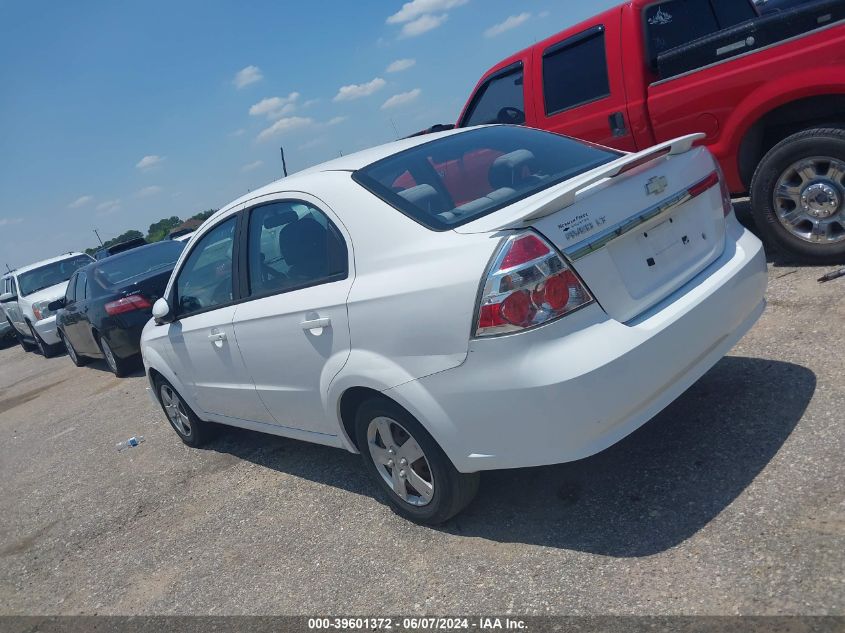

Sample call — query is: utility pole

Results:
[93,229,104,246]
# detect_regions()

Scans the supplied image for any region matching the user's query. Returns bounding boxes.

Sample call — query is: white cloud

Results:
[0,217,23,227]
[249,93,300,119]
[539,10,550,18]
[241,160,263,172]
[484,13,531,38]
[327,116,348,126]
[230,128,246,137]
[256,117,314,142]
[136,155,164,170]
[233,65,263,89]
[333,77,386,102]
[96,199,121,213]
[68,195,93,209]
[387,0,468,24]
[381,88,422,110]
[303,99,320,108]
[401,13,447,37]
[137,185,162,198]
[387,58,416,73]
[299,137,327,150]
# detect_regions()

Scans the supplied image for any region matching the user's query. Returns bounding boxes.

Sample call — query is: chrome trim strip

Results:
[650,18,845,87]
[563,189,693,261]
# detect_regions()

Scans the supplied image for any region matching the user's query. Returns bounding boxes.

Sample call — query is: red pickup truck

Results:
[456,0,845,263]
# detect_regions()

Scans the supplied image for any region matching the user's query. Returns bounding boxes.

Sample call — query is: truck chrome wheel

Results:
[367,416,434,507]
[774,156,845,244]
[160,383,192,437]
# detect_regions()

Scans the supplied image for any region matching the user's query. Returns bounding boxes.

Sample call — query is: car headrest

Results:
[278,217,327,274]
[488,149,536,189]
[397,184,440,213]
[263,208,298,229]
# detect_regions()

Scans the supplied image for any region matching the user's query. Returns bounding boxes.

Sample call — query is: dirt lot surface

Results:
[1,234,843,615]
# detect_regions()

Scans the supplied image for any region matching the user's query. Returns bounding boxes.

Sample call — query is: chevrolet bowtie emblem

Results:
[646,175,668,196]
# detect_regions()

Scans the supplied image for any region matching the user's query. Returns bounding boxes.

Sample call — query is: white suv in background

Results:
[0,252,94,356]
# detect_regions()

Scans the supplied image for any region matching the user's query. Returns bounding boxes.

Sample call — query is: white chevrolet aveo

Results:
[141,125,767,523]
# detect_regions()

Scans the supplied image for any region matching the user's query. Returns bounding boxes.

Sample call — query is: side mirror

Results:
[48,298,66,311]
[0,292,17,304]
[152,297,174,324]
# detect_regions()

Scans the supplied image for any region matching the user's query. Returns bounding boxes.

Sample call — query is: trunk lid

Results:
[456,135,727,323]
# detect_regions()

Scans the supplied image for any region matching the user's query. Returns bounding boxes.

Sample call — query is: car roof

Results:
[204,125,472,224]
[13,252,90,276]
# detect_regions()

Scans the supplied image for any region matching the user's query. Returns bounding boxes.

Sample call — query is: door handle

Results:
[301,316,331,330]
[208,331,227,342]
[609,111,628,138]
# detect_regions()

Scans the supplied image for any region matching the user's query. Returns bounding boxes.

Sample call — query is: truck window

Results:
[542,26,610,116]
[710,0,757,25]
[644,0,720,67]
[462,65,525,127]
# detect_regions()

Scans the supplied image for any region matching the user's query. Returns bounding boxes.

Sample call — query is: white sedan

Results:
[141,125,767,524]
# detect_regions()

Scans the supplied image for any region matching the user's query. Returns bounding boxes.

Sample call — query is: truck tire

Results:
[750,128,845,264]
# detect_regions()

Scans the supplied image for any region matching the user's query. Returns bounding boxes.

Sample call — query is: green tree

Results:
[146,216,183,243]
[189,209,216,222]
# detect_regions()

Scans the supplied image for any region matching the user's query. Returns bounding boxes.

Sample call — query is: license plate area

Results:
[608,202,718,301]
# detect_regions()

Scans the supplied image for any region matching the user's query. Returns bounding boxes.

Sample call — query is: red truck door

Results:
[528,9,638,152]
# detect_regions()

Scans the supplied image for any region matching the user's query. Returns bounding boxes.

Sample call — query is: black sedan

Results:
[50,240,185,376]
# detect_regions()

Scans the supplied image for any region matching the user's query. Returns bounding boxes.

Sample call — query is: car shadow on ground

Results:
[203,355,814,557]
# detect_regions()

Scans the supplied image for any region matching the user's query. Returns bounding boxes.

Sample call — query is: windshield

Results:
[353,126,620,231]
[93,241,184,287]
[18,255,94,296]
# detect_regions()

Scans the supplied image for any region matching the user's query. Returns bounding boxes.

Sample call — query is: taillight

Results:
[475,231,593,337]
[105,294,152,316]
[689,167,732,217]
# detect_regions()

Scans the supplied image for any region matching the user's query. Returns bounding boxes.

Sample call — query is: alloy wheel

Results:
[774,156,845,244]
[101,338,118,372]
[367,416,434,506]
[159,384,192,437]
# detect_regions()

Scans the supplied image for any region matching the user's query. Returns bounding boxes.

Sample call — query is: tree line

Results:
[86,209,216,255]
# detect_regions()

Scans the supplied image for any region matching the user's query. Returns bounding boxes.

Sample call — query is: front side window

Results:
[175,218,236,316]
[462,66,525,127]
[75,272,87,301]
[354,126,620,231]
[247,201,347,297]
[65,274,77,303]
[542,27,610,115]
[17,254,94,296]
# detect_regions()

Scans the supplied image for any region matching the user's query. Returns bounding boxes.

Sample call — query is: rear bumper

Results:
[33,316,60,346]
[103,311,152,359]
[387,214,767,472]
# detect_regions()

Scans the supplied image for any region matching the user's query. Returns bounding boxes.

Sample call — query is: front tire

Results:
[355,398,479,525]
[154,377,214,448]
[28,322,59,358]
[750,127,845,263]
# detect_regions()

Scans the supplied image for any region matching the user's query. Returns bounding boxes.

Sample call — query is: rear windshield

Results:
[353,126,620,230]
[93,241,184,287]
[18,254,94,295]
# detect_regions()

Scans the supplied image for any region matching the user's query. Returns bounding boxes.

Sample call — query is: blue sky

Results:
[0,0,617,268]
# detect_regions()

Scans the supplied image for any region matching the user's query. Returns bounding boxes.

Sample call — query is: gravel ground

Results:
[0,233,843,615]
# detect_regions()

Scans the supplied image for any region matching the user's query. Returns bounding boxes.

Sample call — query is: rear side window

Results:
[246,201,347,298]
[542,26,610,115]
[354,126,620,231]
[462,66,525,127]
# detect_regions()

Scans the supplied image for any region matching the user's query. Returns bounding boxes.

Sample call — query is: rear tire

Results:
[154,377,214,448]
[355,397,479,525]
[98,335,133,377]
[750,127,845,264]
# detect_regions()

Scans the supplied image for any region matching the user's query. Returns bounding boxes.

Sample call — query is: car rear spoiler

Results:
[516,133,705,224]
